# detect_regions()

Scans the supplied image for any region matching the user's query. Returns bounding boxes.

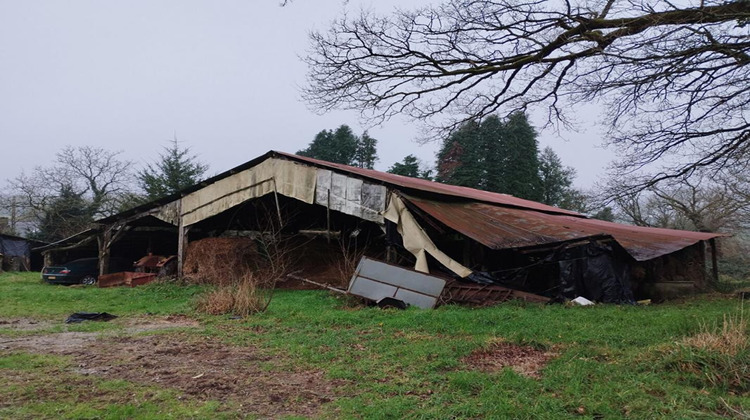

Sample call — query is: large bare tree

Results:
[612,169,750,232]
[7,146,134,239]
[304,0,750,191]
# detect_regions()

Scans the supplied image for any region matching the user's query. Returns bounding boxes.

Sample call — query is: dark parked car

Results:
[41,257,132,285]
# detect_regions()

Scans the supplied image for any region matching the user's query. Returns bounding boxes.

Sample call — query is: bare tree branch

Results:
[303,0,750,190]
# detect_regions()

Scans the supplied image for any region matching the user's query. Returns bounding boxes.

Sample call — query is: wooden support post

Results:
[177,199,188,279]
[272,178,283,228]
[709,238,719,286]
[43,252,54,268]
[98,228,111,276]
[97,224,129,276]
[326,189,331,244]
[697,240,707,290]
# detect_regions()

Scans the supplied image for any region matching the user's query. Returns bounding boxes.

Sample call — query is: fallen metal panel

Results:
[348,277,399,301]
[348,257,447,309]
[394,288,440,309]
[356,257,446,296]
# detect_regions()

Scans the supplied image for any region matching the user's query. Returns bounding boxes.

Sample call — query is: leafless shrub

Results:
[193,204,299,316]
[331,234,368,288]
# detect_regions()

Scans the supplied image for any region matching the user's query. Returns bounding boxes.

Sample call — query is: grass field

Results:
[1,271,748,419]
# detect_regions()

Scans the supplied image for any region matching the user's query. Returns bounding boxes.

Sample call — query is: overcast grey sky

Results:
[0,0,612,190]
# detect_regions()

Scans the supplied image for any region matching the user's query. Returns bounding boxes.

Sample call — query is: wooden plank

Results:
[710,238,719,285]
[177,199,188,279]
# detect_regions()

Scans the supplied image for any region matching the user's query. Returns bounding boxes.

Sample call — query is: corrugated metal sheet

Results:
[404,196,720,261]
[275,151,583,217]
[348,257,447,309]
[383,193,472,277]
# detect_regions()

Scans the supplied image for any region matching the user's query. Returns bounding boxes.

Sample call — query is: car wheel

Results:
[81,275,97,286]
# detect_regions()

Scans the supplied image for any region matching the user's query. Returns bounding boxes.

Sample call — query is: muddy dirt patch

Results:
[123,314,201,333]
[0,318,54,331]
[463,340,557,378]
[1,329,339,418]
[0,331,97,353]
[71,333,336,417]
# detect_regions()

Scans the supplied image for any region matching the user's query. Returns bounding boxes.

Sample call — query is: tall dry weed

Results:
[665,301,749,391]
[196,287,235,315]
[196,272,274,317]
[681,313,748,356]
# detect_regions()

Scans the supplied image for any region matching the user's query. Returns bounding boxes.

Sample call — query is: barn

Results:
[37,151,721,302]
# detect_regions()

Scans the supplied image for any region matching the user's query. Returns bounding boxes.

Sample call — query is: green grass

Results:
[1,271,749,418]
[0,272,205,319]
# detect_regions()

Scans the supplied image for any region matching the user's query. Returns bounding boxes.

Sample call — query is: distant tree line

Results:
[0,140,207,242]
[299,114,588,213]
[296,125,378,169]
[4,117,748,245]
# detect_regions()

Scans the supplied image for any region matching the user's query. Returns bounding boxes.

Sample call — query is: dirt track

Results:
[0,316,339,418]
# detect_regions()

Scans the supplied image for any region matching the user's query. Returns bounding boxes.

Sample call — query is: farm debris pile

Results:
[182,237,258,285]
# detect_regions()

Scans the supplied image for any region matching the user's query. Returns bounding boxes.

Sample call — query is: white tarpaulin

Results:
[383,193,472,278]
[315,169,386,223]
[181,158,317,226]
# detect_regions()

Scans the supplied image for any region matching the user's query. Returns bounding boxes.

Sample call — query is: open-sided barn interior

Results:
[36,151,722,303]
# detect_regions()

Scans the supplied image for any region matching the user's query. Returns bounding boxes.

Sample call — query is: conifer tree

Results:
[138,138,208,200]
[297,125,359,165]
[388,155,432,179]
[435,113,542,201]
[353,131,378,169]
[298,125,378,168]
[35,185,92,242]
[538,147,577,207]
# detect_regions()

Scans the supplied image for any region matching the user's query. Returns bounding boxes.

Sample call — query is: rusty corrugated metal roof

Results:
[404,196,721,261]
[276,151,583,217]
[98,150,581,225]
[91,150,721,263]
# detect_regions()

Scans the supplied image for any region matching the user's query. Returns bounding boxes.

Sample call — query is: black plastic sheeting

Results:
[468,241,635,304]
[387,219,636,304]
[556,242,635,304]
[65,312,118,324]
[0,236,30,258]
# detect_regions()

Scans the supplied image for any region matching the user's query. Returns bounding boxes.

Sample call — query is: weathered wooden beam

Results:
[177,199,189,279]
[709,238,719,285]
[97,228,111,276]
